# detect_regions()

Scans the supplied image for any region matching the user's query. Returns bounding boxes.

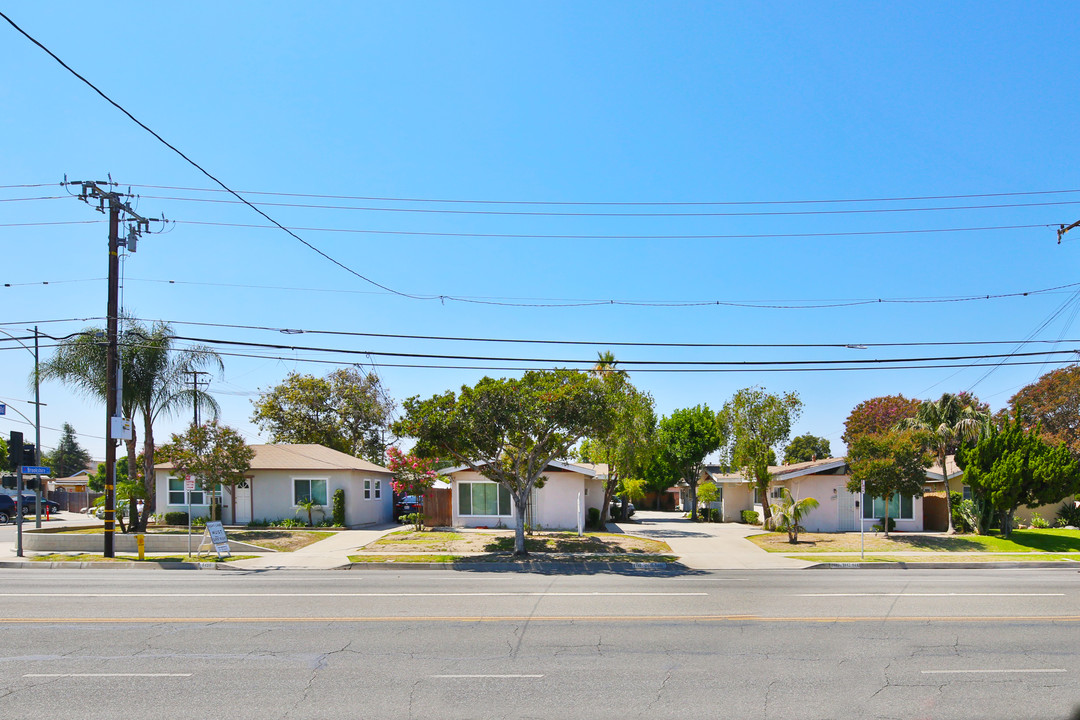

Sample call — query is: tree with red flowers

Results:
[386,446,439,530]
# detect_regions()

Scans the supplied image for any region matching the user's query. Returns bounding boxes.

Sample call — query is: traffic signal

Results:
[8,431,22,471]
[1,476,14,490]
[22,443,35,466]
[24,477,38,490]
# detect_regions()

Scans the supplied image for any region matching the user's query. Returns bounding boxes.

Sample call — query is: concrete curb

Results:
[341,560,689,573]
[0,560,237,570]
[806,561,1080,570]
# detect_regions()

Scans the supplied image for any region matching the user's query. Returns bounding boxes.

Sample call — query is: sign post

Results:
[860,478,865,561]
[185,476,195,558]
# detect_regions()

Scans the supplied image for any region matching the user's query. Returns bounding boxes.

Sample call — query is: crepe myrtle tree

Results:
[393,370,614,556]
[386,446,439,531]
[169,421,255,526]
[847,429,932,538]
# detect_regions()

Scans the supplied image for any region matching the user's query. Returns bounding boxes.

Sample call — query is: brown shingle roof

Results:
[155,444,390,473]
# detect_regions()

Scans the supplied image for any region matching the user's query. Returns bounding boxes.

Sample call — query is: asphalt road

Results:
[0,567,1077,719]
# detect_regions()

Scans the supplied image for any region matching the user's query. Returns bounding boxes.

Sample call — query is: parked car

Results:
[609,498,635,518]
[1,491,60,516]
[0,494,15,523]
[93,499,131,520]
[394,495,423,519]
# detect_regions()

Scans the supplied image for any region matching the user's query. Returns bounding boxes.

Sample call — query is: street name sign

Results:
[21,466,50,475]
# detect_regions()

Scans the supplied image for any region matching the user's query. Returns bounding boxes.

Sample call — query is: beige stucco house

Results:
[154,443,393,527]
[440,460,605,530]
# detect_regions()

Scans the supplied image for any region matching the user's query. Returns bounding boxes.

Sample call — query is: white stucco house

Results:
[440,460,605,530]
[154,443,394,527]
[692,457,929,533]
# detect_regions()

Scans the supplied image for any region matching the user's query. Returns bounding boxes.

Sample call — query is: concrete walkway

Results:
[609,510,811,570]
[228,523,401,570]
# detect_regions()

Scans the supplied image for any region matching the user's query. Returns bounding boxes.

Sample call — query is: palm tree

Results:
[766,487,820,543]
[296,498,323,527]
[39,317,222,531]
[897,393,988,534]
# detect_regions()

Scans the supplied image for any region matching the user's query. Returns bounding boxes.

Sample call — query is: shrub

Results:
[1056,502,1080,528]
[587,506,601,529]
[708,508,721,523]
[740,510,760,525]
[332,488,345,526]
[192,516,207,527]
[872,517,896,533]
[272,518,307,528]
[163,511,188,526]
[246,518,270,528]
[1029,511,1050,529]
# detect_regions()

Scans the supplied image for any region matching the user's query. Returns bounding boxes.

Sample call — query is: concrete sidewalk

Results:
[609,510,812,570]
[227,523,401,570]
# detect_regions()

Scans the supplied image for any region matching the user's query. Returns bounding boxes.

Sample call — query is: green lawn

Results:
[802,554,1080,564]
[750,529,1080,554]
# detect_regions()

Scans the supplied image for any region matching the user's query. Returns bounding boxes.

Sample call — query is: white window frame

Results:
[374,480,381,499]
[167,476,206,506]
[364,479,371,500]
[293,478,328,507]
[458,481,513,517]
[862,493,914,520]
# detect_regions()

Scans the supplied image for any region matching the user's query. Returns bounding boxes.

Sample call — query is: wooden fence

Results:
[424,488,452,527]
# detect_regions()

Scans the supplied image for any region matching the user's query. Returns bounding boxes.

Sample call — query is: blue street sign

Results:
[0,403,5,415]
[21,466,49,475]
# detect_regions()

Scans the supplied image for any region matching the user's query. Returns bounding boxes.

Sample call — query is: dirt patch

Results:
[228,530,335,552]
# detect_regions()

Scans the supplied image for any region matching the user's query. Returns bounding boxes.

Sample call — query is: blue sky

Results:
[2,2,1079,463]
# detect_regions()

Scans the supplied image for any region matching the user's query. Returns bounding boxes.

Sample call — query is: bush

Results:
[332,488,345,526]
[1056,502,1080,528]
[1029,511,1050,529]
[872,517,896,533]
[587,506,601,529]
[163,511,188,526]
[706,508,720,523]
[192,516,207,527]
[740,510,760,525]
[272,518,307,528]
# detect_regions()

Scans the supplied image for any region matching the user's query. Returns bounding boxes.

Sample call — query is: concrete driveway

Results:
[609,510,811,569]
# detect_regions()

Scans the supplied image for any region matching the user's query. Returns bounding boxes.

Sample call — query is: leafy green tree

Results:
[722,387,803,525]
[394,370,614,556]
[766,487,821,543]
[783,433,832,464]
[169,421,255,526]
[39,317,221,531]
[579,353,657,525]
[847,429,931,538]
[251,368,393,463]
[897,392,989,534]
[1009,365,1080,458]
[658,405,724,522]
[696,481,719,521]
[955,413,1080,537]
[45,422,92,478]
[0,437,7,472]
[842,395,920,446]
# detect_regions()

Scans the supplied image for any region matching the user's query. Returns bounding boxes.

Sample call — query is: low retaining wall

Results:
[24,531,269,553]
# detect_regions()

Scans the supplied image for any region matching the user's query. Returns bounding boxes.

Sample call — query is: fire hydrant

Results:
[136,533,145,561]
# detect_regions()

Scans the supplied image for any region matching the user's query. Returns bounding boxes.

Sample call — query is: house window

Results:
[294,478,328,507]
[962,485,972,501]
[458,482,512,516]
[770,487,784,500]
[862,494,914,520]
[373,480,381,499]
[168,477,204,506]
[364,479,371,499]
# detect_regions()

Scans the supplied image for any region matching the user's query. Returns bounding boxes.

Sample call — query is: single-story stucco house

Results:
[439,460,605,530]
[154,443,393,527]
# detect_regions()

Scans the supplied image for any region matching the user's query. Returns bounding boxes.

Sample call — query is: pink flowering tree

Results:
[386,446,439,530]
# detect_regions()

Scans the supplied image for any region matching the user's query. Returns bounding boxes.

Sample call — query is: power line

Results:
[126,182,1080,207]
[0,196,66,203]
[116,276,1080,310]
[175,219,1057,241]
[133,316,1080,350]
[0,10,420,301]
[0,220,105,229]
[137,193,1080,218]
[143,333,1080,368]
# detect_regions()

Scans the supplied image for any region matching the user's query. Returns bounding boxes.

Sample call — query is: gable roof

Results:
[440,459,597,477]
[924,454,963,482]
[699,457,849,484]
[155,444,390,473]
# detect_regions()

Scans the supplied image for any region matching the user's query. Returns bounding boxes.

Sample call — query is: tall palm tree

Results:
[39,317,222,530]
[897,393,988,534]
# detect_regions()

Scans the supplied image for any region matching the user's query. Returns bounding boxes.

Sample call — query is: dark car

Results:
[2,492,60,516]
[394,495,423,519]
[609,498,635,518]
[0,494,15,523]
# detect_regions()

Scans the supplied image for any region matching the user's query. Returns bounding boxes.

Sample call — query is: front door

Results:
[837,486,857,531]
[234,480,252,525]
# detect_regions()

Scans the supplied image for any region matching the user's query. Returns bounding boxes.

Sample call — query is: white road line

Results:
[796,593,1065,597]
[24,673,192,678]
[921,669,1066,675]
[0,592,707,598]
[431,674,544,679]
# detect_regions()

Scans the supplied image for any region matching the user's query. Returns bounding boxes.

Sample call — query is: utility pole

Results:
[187,370,210,427]
[68,179,163,557]
[1059,220,1080,244]
[32,327,41,528]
